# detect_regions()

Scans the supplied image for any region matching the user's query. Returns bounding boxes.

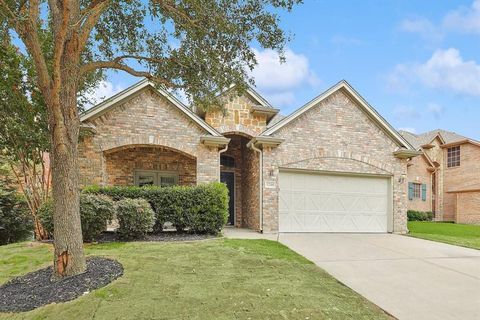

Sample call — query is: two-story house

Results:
[400,129,480,224]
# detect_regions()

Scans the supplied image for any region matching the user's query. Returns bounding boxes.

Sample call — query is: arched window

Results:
[220,155,235,168]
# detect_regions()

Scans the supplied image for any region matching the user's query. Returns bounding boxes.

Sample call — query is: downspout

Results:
[218,144,229,181]
[248,141,263,233]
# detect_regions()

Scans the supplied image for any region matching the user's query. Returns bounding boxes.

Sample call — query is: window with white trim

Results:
[134,170,178,187]
[447,146,460,168]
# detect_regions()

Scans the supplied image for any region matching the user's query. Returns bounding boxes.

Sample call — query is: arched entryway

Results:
[104,144,197,187]
[221,133,260,229]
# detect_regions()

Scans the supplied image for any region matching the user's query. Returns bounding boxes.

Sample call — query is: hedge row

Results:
[407,210,434,221]
[0,183,32,245]
[83,182,228,234]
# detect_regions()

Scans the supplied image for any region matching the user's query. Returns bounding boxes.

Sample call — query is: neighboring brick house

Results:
[79,79,419,233]
[400,129,480,224]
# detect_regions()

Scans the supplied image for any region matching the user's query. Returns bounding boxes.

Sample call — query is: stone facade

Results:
[261,91,408,233]
[220,134,260,229]
[78,88,219,187]
[205,94,269,136]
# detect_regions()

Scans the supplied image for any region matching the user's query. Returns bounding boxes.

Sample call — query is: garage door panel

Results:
[279,171,390,233]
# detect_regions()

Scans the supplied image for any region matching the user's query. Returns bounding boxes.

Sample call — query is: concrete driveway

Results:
[278,233,480,320]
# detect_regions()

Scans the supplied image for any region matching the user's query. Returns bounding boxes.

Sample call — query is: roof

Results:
[399,129,479,150]
[261,80,416,150]
[80,79,222,136]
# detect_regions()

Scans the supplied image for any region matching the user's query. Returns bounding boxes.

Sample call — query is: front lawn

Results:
[408,221,480,250]
[0,239,390,319]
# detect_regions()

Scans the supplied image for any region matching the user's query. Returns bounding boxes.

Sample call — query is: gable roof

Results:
[399,129,480,150]
[261,80,415,150]
[80,79,222,136]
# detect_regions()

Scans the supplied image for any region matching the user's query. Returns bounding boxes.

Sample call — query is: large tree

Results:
[0,0,300,279]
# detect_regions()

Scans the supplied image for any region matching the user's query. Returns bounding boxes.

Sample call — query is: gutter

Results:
[246,139,264,233]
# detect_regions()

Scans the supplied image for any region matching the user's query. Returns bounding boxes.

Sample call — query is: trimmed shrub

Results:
[115,198,155,239]
[38,194,115,242]
[83,182,228,234]
[407,210,434,221]
[0,184,33,245]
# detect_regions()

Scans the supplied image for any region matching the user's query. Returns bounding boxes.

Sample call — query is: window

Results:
[412,183,421,199]
[134,170,178,187]
[447,146,460,168]
[220,155,235,168]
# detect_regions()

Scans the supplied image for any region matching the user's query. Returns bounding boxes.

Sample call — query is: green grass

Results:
[408,221,480,250]
[0,239,391,320]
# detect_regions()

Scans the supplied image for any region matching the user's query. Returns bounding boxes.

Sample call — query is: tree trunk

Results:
[50,60,86,279]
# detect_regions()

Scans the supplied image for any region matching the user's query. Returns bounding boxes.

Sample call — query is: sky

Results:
[89,0,480,140]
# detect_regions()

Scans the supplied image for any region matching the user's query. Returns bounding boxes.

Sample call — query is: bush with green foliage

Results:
[407,210,434,221]
[115,198,155,240]
[83,182,228,234]
[38,194,115,242]
[0,183,33,245]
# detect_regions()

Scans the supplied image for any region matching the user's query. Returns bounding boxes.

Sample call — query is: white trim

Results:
[262,80,416,150]
[80,79,222,136]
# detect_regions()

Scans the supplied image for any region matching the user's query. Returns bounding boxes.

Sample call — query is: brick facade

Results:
[406,155,432,213]
[78,88,219,187]
[406,137,480,223]
[79,80,412,233]
[261,91,408,233]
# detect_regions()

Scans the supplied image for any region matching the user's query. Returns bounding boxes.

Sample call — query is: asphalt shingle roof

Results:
[399,129,472,149]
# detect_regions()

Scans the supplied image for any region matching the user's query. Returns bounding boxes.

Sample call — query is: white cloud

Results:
[393,105,420,120]
[331,35,365,46]
[426,103,444,119]
[250,48,320,107]
[398,127,417,134]
[399,17,443,42]
[263,92,296,107]
[443,0,480,34]
[85,80,125,107]
[399,1,480,40]
[388,48,480,96]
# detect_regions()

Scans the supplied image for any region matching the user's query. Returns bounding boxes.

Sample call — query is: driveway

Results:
[278,233,480,320]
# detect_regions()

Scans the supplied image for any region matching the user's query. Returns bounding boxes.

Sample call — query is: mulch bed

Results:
[96,231,218,243]
[0,257,123,313]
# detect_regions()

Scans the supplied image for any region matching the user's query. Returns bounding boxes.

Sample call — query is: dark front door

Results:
[220,171,235,225]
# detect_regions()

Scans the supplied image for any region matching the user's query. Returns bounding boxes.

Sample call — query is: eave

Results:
[246,136,284,149]
[200,136,230,147]
[393,149,423,159]
[250,105,280,122]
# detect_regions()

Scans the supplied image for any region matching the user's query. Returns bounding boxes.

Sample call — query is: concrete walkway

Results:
[279,233,480,320]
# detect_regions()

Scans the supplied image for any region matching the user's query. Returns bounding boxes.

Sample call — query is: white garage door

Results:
[279,171,390,233]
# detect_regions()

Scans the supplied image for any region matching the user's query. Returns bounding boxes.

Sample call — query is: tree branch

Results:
[51,0,70,95]
[78,0,110,50]
[80,59,181,88]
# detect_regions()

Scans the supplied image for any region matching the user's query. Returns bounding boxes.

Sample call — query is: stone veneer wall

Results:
[78,88,219,187]
[105,146,196,186]
[261,90,408,233]
[242,142,260,230]
[205,94,268,136]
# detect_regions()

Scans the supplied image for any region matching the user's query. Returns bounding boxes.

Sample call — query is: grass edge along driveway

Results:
[408,221,480,250]
[0,239,392,320]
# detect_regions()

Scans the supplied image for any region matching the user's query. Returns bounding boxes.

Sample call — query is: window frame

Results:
[412,183,421,199]
[134,170,179,187]
[447,146,461,168]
